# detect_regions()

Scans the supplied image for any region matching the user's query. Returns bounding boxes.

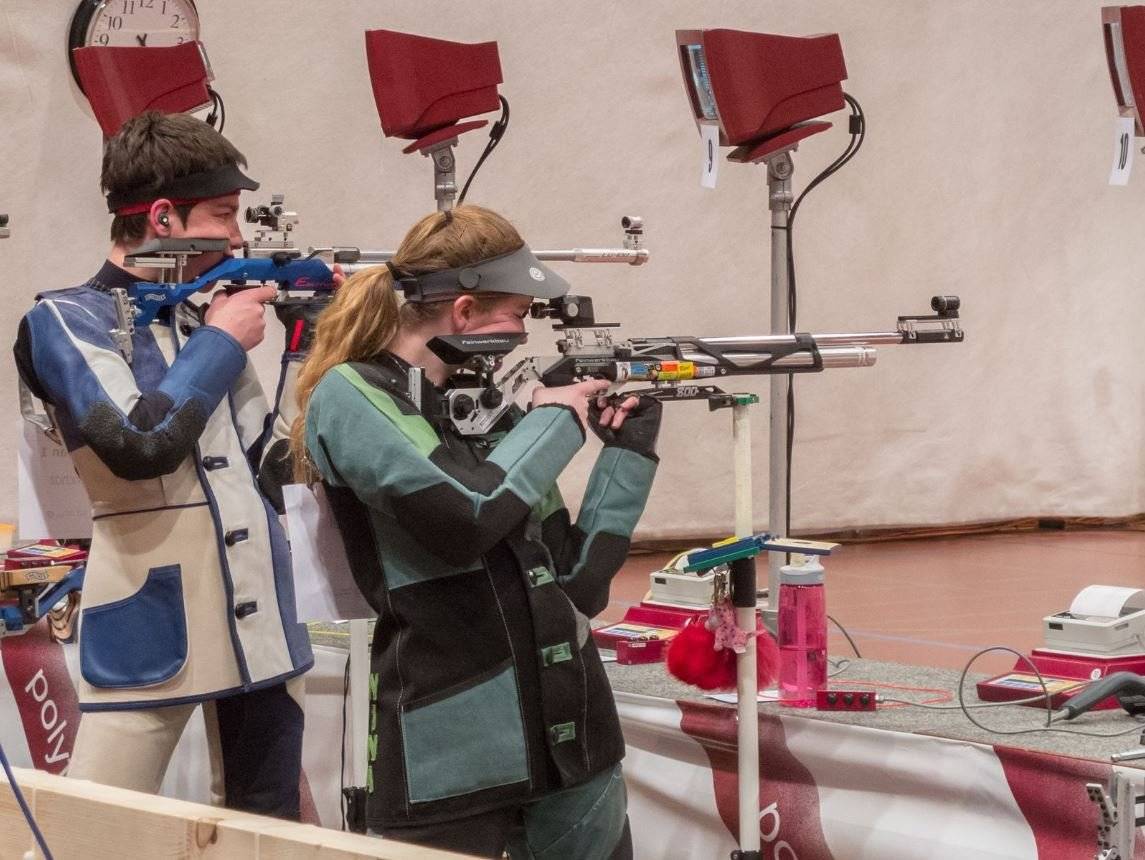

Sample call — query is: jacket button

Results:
[179,323,194,336]
[541,642,573,666]
[224,529,249,547]
[549,722,576,744]
[203,456,229,471]
[235,601,258,619]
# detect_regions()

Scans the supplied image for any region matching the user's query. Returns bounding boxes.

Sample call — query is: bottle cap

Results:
[779,556,824,585]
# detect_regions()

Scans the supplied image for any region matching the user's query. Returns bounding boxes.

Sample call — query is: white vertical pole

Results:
[732,400,760,855]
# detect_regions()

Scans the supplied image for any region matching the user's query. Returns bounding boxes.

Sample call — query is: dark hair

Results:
[102,112,248,244]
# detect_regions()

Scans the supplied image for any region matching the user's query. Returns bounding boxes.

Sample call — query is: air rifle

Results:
[427,295,964,435]
[112,238,337,361]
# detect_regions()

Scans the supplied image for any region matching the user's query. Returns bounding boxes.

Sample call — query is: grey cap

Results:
[397,245,569,302]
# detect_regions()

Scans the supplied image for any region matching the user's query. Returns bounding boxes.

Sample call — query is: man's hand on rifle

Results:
[205,286,276,351]
[589,394,662,461]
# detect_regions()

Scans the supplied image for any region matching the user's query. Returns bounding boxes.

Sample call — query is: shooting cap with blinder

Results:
[106,163,260,215]
[392,245,569,303]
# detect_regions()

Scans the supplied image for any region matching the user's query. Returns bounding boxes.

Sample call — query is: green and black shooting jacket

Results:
[304,352,658,829]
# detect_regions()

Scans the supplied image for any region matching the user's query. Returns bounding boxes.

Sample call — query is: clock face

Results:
[80,0,200,50]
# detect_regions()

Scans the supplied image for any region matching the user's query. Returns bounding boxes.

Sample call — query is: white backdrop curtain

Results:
[1,1,1140,540]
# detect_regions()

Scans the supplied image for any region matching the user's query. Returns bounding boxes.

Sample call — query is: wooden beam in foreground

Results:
[1,767,473,859]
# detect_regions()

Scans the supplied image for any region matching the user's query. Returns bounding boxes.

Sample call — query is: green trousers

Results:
[375,764,631,859]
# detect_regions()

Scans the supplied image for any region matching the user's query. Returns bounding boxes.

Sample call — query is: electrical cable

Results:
[205,88,226,134]
[827,614,862,658]
[880,694,1064,711]
[836,678,953,708]
[877,645,1145,738]
[834,646,1145,738]
[820,636,1145,739]
[0,741,54,860]
[783,94,865,538]
[457,96,510,205]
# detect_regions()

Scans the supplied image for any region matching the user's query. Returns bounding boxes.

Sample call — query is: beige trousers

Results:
[68,699,227,803]
[68,676,305,803]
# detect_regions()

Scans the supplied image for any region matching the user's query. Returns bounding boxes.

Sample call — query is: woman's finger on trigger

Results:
[581,378,611,396]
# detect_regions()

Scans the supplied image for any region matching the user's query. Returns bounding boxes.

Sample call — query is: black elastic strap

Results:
[794,332,824,371]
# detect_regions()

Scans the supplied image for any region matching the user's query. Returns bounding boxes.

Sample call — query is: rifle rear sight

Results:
[245,194,298,233]
[530,294,617,329]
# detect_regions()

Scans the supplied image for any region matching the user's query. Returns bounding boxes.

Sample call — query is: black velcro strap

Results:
[794,332,824,372]
[755,332,823,375]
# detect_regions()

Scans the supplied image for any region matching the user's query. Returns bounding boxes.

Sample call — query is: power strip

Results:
[816,689,877,712]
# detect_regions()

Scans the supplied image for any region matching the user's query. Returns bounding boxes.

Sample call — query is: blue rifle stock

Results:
[127,255,336,326]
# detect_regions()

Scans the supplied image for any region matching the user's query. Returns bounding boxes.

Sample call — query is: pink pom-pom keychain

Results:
[667,569,780,692]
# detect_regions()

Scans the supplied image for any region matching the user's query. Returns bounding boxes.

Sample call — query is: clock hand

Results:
[135,33,148,47]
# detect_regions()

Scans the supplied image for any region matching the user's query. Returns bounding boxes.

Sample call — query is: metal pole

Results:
[349,618,371,789]
[766,153,794,633]
[428,143,457,212]
[732,400,760,856]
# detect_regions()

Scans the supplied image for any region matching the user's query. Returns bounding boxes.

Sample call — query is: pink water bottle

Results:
[777,557,827,707]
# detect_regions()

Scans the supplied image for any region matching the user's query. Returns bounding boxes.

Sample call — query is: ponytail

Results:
[289,266,401,480]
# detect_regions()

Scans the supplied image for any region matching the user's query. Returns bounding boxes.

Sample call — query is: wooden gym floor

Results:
[602,530,1145,677]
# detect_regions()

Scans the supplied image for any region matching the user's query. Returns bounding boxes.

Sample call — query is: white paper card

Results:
[706,688,782,704]
[1068,584,1145,619]
[283,482,373,622]
[1110,116,1136,186]
[700,123,719,189]
[16,421,92,540]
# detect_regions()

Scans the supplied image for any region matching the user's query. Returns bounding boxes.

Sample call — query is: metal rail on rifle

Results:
[244,196,651,268]
[427,295,964,435]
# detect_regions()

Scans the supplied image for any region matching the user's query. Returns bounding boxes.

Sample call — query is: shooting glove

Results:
[589,394,662,461]
[275,298,330,355]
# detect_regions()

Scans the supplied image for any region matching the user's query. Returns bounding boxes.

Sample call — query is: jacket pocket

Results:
[80,564,188,688]
[400,662,529,803]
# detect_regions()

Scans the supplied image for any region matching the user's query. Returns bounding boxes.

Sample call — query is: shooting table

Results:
[604,657,1145,859]
[3,626,1134,858]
